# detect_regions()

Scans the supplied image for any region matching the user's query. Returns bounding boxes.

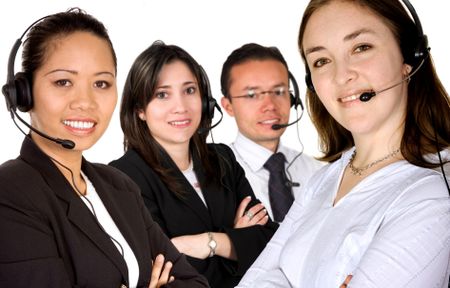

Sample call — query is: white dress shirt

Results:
[237,148,450,288]
[230,132,323,221]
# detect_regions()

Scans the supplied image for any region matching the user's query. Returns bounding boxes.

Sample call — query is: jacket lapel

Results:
[192,148,227,228]
[159,148,213,228]
[20,137,129,282]
[82,159,150,282]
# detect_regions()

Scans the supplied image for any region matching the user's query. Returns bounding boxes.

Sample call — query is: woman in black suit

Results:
[110,41,278,288]
[0,10,207,288]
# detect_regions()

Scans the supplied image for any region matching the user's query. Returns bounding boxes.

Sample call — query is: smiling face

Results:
[221,59,291,151]
[302,1,411,140]
[138,60,202,152]
[30,31,117,154]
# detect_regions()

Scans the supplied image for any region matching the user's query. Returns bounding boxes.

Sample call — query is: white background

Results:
[0,0,448,165]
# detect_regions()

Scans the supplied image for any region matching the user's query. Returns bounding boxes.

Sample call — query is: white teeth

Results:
[63,120,94,129]
[340,94,359,103]
[170,120,190,126]
[261,119,278,124]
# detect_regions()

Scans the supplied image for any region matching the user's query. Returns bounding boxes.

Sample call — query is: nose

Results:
[333,59,358,87]
[260,92,278,112]
[70,84,98,110]
[172,94,188,114]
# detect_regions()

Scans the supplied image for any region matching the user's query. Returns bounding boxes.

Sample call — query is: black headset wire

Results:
[285,93,306,188]
[49,156,125,257]
[430,111,450,195]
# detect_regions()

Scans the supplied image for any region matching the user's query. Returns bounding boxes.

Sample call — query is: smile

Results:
[339,94,360,103]
[259,119,279,124]
[169,120,191,126]
[63,120,95,129]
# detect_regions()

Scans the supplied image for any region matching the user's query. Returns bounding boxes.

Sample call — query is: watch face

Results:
[209,239,217,249]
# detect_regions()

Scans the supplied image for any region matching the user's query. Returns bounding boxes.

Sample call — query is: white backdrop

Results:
[1,0,448,165]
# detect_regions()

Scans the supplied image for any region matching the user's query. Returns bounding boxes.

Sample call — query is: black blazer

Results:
[0,137,208,288]
[110,144,278,288]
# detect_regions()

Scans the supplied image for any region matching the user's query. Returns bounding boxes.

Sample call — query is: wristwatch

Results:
[207,232,217,257]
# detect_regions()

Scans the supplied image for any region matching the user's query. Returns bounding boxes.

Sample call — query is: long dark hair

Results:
[23,8,117,79]
[298,0,450,167]
[119,41,215,196]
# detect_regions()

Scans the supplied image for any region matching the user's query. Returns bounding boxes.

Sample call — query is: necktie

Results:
[263,152,294,222]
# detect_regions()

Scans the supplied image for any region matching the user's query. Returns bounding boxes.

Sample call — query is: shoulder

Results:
[207,143,234,155]
[0,158,26,176]
[207,143,239,164]
[0,159,52,213]
[397,164,449,200]
[0,158,43,189]
[109,149,145,169]
[88,161,142,195]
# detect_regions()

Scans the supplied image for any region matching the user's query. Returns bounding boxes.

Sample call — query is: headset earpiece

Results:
[13,72,33,112]
[2,15,51,114]
[288,71,303,111]
[305,72,315,93]
[401,0,430,67]
[3,72,33,112]
[199,65,217,121]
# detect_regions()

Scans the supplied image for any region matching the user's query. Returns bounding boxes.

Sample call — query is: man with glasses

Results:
[220,43,322,223]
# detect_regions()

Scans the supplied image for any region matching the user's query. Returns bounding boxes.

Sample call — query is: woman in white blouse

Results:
[237,0,450,287]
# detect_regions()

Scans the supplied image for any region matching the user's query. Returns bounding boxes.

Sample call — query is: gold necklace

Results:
[348,148,400,176]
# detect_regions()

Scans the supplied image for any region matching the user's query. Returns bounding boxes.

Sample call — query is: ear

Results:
[221,97,235,117]
[137,109,146,121]
[403,63,413,76]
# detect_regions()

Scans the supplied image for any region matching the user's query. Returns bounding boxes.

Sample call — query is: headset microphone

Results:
[359,77,408,102]
[271,115,302,130]
[10,109,75,149]
[359,56,426,102]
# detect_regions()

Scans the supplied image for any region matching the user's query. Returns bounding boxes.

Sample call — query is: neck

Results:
[162,143,191,171]
[253,138,280,153]
[352,128,403,166]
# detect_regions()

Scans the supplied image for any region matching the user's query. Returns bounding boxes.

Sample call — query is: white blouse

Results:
[81,173,140,288]
[237,148,450,288]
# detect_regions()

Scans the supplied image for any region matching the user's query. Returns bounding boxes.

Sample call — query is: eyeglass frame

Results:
[230,86,292,101]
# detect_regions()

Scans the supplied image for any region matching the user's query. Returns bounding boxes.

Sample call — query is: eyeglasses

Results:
[230,86,291,101]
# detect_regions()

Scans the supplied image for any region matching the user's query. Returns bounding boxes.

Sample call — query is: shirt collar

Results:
[233,132,285,172]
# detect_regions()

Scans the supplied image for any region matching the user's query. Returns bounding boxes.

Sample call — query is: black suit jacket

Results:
[110,144,278,288]
[0,137,208,288]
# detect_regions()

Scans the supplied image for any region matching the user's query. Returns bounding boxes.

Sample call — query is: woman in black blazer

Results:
[0,10,207,288]
[110,41,278,288]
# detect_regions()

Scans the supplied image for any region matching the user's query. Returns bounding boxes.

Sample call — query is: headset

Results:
[2,15,52,113]
[2,13,77,149]
[304,0,429,94]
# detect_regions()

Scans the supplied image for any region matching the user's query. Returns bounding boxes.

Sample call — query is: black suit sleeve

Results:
[135,187,209,287]
[214,144,279,275]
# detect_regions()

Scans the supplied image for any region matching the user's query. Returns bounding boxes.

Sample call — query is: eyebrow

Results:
[45,69,115,77]
[157,81,197,89]
[304,28,375,56]
[343,28,375,41]
[241,82,287,91]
